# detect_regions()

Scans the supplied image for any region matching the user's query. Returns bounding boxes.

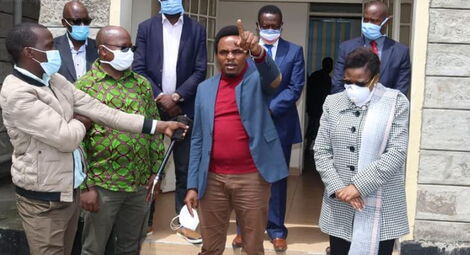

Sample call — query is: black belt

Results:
[15,186,68,202]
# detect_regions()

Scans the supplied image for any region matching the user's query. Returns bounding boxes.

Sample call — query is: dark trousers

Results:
[329,235,395,255]
[266,144,292,239]
[173,131,192,213]
[305,116,320,152]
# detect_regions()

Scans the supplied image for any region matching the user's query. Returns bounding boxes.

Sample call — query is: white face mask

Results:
[344,84,372,107]
[259,28,282,44]
[178,205,199,231]
[99,45,134,71]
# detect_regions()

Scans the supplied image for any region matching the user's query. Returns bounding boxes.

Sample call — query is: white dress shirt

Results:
[67,34,88,79]
[260,38,279,60]
[162,14,184,94]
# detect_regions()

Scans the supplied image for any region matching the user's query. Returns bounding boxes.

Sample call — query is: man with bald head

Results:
[54,0,98,83]
[76,25,165,254]
[331,0,411,95]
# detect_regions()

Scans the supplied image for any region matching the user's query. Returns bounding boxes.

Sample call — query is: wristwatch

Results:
[171,93,182,102]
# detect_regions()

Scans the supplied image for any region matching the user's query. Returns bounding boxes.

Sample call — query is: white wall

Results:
[130,0,155,42]
[217,1,310,174]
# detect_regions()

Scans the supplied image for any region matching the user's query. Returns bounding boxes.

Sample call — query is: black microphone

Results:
[171,115,192,142]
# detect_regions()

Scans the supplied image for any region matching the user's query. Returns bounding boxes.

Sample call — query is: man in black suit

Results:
[54,1,98,83]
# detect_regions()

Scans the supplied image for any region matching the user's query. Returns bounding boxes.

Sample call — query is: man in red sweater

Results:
[184,20,288,255]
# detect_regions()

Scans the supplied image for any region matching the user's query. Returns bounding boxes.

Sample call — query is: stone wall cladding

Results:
[0,0,40,169]
[413,0,470,251]
[39,0,110,28]
[425,77,470,110]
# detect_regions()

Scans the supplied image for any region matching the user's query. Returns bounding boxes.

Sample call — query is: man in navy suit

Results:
[331,1,411,95]
[54,1,98,83]
[231,5,305,252]
[133,0,207,242]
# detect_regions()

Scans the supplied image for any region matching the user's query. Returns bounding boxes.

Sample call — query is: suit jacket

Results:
[331,36,411,95]
[314,85,409,241]
[54,34,98,83]
[187,55,289,199]
[269,38,305,146]
[133,14,207,118]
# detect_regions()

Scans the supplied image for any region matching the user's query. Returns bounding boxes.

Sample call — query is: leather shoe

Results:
[232,234,243,248]
[272,238,287,252]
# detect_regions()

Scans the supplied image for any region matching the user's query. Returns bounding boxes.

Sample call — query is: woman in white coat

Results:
[314,47,410,255]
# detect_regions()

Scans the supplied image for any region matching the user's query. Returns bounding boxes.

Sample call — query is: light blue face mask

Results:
[159,0,184,15]
[361,17,389,40]
[30,48,62,83]
[65,19,90,41]
[259,28,282,44]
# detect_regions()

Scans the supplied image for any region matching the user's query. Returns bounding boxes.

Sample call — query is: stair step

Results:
[141,240,326,255]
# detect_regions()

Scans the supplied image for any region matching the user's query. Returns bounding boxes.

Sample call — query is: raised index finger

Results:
[236,19,245,37]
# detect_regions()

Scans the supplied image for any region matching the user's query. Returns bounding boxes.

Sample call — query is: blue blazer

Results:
[187,56,289,199]
[331,36,411,95]
[269,38,305,146]
[133,15,207,118]
[54,34,98,83]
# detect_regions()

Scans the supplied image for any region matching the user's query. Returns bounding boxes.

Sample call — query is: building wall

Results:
[39,0,110,38]
[217,1,310,174]
[407,0,470,252]
[0,0,40,173]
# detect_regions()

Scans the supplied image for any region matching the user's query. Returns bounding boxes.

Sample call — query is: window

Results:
[184,0,217,77]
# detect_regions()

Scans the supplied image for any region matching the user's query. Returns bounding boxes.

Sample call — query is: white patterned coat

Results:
[313,85,410,242]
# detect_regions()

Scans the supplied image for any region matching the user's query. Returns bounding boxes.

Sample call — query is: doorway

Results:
[303,3,363,211]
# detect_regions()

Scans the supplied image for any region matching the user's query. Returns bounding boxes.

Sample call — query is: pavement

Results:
[141,169,330,255]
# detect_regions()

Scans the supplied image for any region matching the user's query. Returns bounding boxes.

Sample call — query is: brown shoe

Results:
[176,227,203,244]
[272,238,287,252]
[232,234,243,249]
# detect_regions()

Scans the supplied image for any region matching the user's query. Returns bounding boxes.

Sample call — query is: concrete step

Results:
[141,240,326,255]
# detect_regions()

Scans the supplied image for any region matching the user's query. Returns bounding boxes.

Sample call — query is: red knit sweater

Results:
[209,64,258,174]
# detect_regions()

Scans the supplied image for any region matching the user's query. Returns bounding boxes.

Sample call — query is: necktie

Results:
[264,44,274,59]
[370,40,379,56]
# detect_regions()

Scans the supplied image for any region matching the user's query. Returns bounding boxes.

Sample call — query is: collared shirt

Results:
[13,65,48,86]
[67,33,88,79]
[162,14,184,94]
[13,65,85,188]
[260,38,279,60]
[365,36,386,60]
[76,61,165,192]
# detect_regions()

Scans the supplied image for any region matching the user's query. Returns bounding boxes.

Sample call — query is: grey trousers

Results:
[81,187,149,255]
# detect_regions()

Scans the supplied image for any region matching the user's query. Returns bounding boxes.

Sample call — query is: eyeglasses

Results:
[217,49,247,57]
[340,79,369,87]
[64,18,93,26]
[103,44,137,53]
